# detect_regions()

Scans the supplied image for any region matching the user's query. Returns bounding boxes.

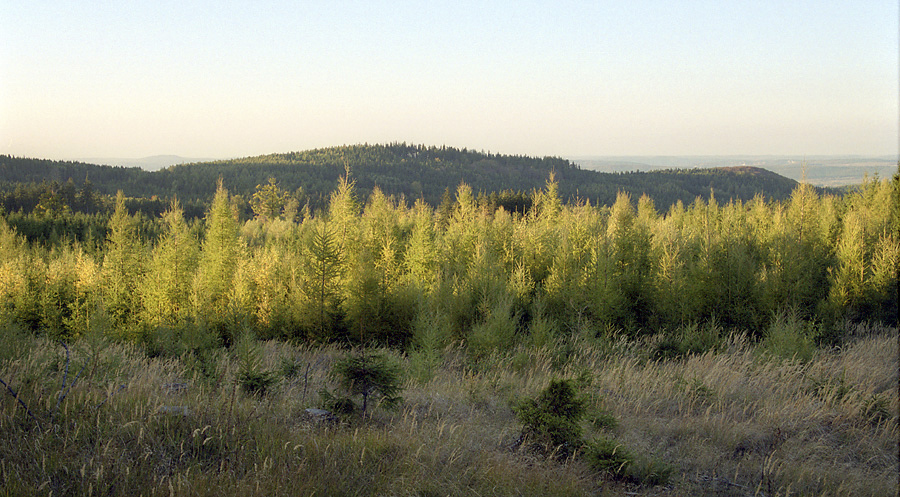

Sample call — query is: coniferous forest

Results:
[0,146,897,496]
[1,143,826,215]
[1,156,894,345]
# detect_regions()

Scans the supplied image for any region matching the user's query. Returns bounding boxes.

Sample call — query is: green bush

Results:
[238,369,278,396]
[588,409,619,431]
[319,389,357,415]
[327,350,404,416]
[514,378,671,486]
[279,356,305,379]
[652,321,723,360]
[584,436,633,475]
[234,331,278,395]
[760,310,817,362]
[623,455,673,486]
[467,296,519,361]
[584,437,672,486]
[514,378,588,455]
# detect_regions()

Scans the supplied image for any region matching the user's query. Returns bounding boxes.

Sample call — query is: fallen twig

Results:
[94,384,127,410]
[52,342,88,423]
[0,376,43,431]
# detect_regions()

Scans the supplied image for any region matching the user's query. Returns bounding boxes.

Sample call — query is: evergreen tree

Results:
[766,183,832,318]
[532,172,562,221]
[66,247,104,339]
[603,192,655,332]
[404,200,438,291]
[653,200,693,326]
[142,199,198,327]
[304,220,344,341]
[41,250,78,339]
[828,177,899,322]
[101,191,144,333]
[452,182,477,224]
[704,200,767,332]
[0,216,24,262]
[434,187,454,229]
[193,181,243,340]
[440,183,480,282]
[342,187,415,345]
[0,219,36,329]
[250,177,288,222]
[543,205,595,328]
[328,170,361,252]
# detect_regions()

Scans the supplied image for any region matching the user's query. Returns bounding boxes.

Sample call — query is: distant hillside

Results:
[573,155,899,187]
[0,144,821,214]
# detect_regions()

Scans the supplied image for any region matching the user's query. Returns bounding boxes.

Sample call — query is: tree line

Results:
[0,169,895,353]
[1,144,829,216]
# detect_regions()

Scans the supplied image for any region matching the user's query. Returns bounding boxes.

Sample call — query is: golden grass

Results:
[0,325,896,496]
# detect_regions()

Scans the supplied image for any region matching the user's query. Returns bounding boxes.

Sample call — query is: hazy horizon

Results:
[2,2,897,160]
[59,150,899,167]
[49,150,896,188]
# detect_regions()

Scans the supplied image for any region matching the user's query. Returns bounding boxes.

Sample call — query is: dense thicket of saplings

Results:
[0,173,896,354]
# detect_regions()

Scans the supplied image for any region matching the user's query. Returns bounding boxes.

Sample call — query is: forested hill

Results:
[1,144,816,213]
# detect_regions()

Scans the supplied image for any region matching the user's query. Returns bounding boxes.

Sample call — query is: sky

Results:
[1,1,897,161]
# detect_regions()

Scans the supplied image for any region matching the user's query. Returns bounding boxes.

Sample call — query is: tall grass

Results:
[1,321,896,496]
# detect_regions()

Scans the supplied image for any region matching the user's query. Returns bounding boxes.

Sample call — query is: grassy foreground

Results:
[0,323,897,496]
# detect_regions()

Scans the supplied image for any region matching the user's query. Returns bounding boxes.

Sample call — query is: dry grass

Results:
[0,324,896,496]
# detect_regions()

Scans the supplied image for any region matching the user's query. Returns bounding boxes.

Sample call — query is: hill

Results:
[574,155,899,187]
[0,144,820,214]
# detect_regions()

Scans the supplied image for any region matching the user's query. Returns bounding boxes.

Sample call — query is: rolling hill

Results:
[1,144,822,214]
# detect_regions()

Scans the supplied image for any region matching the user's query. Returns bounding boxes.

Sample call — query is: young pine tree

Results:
[102,191,145,333]
[604,192,655,332]
[403,199,438,292]
[303,220,344,341]
[142,200,198,327]
[250,177,288,223]
[193,181,243,339]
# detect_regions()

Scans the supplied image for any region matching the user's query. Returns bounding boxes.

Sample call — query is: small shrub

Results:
[407,349,441,384]
[651,335,685,361]
[331,396,356,415]
[681,320,723,354]
[624,456,673,486]
[467,298,519,361]
[760,310,817,362]
[184,347,223,383]
[652,321,723,360]
[141,325,181,358]
[180,322,220,354]
[514,378,671,486]
[584,436,633,475]
[809,371,853,404]
[584,438,672,486]
[677,376,715,400]
[813,321,846,347]
[514,378,588,455]
[0,321,30,362]
[318,388,357,415]
[588,409,619,431]
[328,350,404,416]
[234,331,278,395]
[526,313,558,349]
[279,356,305,379]
[238,369,278,396]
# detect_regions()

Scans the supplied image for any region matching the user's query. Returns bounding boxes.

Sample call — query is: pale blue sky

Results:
[1,1,897,160]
